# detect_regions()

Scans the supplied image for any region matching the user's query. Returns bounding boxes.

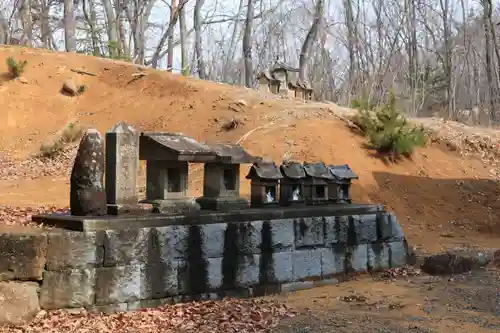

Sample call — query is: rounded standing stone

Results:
[70,129,107,216]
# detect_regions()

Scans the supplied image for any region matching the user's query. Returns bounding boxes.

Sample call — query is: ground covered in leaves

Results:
[2,299,295,333]
[270,266,500,333]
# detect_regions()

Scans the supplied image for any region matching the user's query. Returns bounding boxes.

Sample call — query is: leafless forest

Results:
[0,0,499,123]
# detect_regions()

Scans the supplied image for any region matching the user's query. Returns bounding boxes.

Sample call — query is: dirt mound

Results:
[0,46,499,253]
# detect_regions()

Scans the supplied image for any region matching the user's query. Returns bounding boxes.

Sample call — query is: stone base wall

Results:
[0,211,407,316]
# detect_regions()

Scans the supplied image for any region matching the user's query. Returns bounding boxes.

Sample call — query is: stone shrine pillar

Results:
[105,121,139,215]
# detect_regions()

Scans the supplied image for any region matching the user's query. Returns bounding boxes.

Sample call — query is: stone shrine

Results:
[302,162,334,204]
[246,161,283,207]
[70,129,107,216]
[105,122,140,215]
[26,121,409,316]
[328,164,358,203]
[279,161,306,206]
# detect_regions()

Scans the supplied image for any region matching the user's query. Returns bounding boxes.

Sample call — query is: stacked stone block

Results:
[0,212,407,314]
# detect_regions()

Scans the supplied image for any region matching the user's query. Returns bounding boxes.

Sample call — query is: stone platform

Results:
[1,204,409,315]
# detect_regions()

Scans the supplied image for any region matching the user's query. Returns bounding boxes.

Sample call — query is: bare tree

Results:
[63,0,75,51]
[298,0,325,86]
[193,0,206,78]
[242,0,254,87]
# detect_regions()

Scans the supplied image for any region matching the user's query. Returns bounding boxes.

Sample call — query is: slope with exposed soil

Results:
[0,45,499,255]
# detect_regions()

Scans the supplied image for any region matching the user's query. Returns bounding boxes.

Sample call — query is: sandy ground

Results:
[270,267,500,333]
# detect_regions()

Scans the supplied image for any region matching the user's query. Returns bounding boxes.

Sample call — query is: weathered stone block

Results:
[0,282,40,325]
[141,262,178,298]
[354,214,378,243]
[46,231,103,270]
[89,303,128,314]
[232,255,259,288]
[368,243,390,271]
[346,244,368,273]
[252,284,281,297]
[178,257,222,294]
[103,228,150,266]
[70,129,107,216]
[281,281,314,293]
[292,249,322,280]
[264,219,295,252]
[324,216,348,245]
[0,232,47,280]
[127,298,173,311]
[40,269,96,309]
[94,265,142,304]
[294,217,324,248]
[236,221,262,254]
[258,251,293,284]
[314,278,340,287]
[200,223,227,258]
[378,213,405,242]
[388,241,408,267]
[321,246,345,276]
[156,225,189,260]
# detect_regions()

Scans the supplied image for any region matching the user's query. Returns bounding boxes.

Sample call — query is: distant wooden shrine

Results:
[246,161,283,207]
[279,161,306,206]
[328,164,359,203]
[139,132,260,213]
[256,63,313,101]
[256,70,280,94]
[302,162,334,204]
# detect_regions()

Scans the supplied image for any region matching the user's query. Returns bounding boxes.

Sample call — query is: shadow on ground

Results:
[369,172,500,238]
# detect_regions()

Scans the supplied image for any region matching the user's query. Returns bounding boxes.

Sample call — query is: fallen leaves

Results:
[0,205,68,227]
[0,148,77,181]
[378,266,421,280]
[3,298,296,333]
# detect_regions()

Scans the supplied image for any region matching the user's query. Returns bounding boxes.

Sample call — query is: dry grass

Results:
[39,121,83,158]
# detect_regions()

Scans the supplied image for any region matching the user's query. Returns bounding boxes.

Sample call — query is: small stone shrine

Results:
[328,164,358,203]
[245,161,283,207]
[139,132,259,213]
[196,143,260,211]
[302,162,334,204]
[139,132,215,213]
[279,160,306,206]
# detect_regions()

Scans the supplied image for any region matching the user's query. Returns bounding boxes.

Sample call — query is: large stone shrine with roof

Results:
[18,121,410,314]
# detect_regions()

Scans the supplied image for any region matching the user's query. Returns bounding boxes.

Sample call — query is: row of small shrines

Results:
[70,124,359,216]
[246,161,357,207]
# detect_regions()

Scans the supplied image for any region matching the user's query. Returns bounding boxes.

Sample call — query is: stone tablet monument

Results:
[70,129,107,216]
[105,122,139,215]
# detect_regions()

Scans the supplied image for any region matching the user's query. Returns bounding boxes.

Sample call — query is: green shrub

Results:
[351,94,377,111]
[352,91,427,159]
[6,57,28,78]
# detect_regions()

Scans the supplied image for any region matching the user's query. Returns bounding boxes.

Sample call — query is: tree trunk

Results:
[179,5,188,75]
[167,0,179,71]
[150,0,187,68]
[242,0,254,87]
[344,0,357,103]
[223,0,245,82]
[102,0,119,56]
[298,0,325,85]
[18,0,33,46]
[193,0,206,79]
[63,0,76,51]
[482,0,497,123]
